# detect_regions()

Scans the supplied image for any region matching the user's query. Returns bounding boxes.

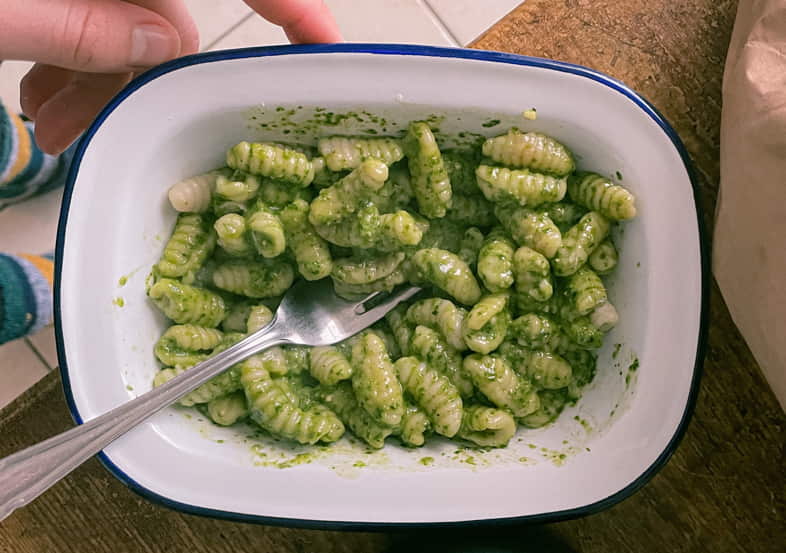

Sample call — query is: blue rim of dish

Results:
[55,43,708,530]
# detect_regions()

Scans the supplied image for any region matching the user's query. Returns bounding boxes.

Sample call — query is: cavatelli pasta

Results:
[154,324,223,367]
[462,293,510,354]
[522,350,573,390]
[403,121,452,218]
[510,313,563,351]
[309,159,389,225]
[246,201,286,258]
[318,136,404,171]
[316,383,394,449]
[279,199,333,281]
[463,354,539,417]
[405,298,467,351]
[563,316,604,349]
[394,356,463,438]
[482,130,575,176]
[214,213,253,257]
[396,402,431,447]
[350,331,404,426]
[214,171,260,202]
[495,204,562,258]
[475,165,567,207]
[457,404,517,447]
[148,278,226,327]
[538,202,587,232]
[154,365,241,406]
[562,266,608,318]
[156,213,216,280]
[519,389,569,429]
[332,252,405,285]
[552,211,610,276]
[409,325,474,398]
[410,248,482,306]
[477,228,516,293]
[513,246,554,302]
[588,238,619,275]
[226,141,314,187]
[168,170,225,213]
[212,259,294,299]
[386,304,415,356]
[241,365,344,445]
[309,346,353,385]
[207,391,248,426]
[567,172,637,220]
[590,301,619,332]
[221,302,251,333]
[246,304,274,333]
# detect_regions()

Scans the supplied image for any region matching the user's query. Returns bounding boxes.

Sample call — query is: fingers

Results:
[20,65,74,120]
[129,0,200,55]
[0,0,181,73]
[33,72,132,154]
[242,0,343,43]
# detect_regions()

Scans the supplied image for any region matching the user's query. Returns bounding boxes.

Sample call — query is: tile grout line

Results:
[24,335,54,372]
[420,0,463,47]
[203,11,256,52]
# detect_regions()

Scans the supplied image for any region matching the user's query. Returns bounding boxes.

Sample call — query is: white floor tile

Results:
[326,0,456,45]
[0,187,63,254]
[0,61,34,115]
[0,339,49,409]
[207,13,289,50]
[183,0,253,51]
[27,326,58,370]
[425,0,523,45]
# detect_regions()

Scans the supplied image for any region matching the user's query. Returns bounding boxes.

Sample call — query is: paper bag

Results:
[715,0,786,410]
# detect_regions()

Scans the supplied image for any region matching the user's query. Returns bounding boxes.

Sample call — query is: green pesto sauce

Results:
[573,415,592,432]
[419,456,435,466]
[629,357,639,371]
[113,297,125,307]
[118,276,128,286]
[125,384,134,391]
[482,119,501,128]
[615,170,623,181]
[612,343,622,359]
[353,460,367,468]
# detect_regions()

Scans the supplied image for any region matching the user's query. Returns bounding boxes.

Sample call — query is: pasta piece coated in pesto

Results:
[409,248,482,306]
[214,213,253,257]
[395,402,431,447]
[226,141,314,188]
[552,211,610,276]
[403,121,452,218]
[350,331,405,426]
[538,202,587,232]
[457,405,517,447]
[386,303,415,356]
[482,130,575,176]
[563,316,604,349]
[156,213,216,280]
[309,159,389,225]
[332,268,406,300]
[519,389,569,429]
[475,165,567,207]
[168,170,225,213]
[221,302,251,333]
[318,136,404,171]
[245,201,286,258]
[405,298,467,351]
[463,354,539,417]
[258,178,314,207]
[513,246,554,302]
[445,194,495,227]
[309,346,353,385]
[246,304,274,333]
[212,259,294,299]
[214,171,260,202]
[590,301,619,332]
[332,252,405,285]
[588,238,619,275]
[154,324,223,367]
[462,293,510,354]
[567,172,637,220]
[148,278,226,327]
[207,391,248,426]
[314,206,424,251]
[523,351,573,390]
[409,325,474,398]
[394,356,463,438]
[241,365,344,445]
[280,199,333,281]
[562,266,608,317]
[495,204,562,258]
[477,228,516,293]
[316,383,394,449]
[510,313,563,351]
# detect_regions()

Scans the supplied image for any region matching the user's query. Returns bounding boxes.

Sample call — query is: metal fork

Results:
[0,278,420,521]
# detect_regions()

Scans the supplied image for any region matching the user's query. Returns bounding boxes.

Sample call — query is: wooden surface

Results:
[2,1,785,551]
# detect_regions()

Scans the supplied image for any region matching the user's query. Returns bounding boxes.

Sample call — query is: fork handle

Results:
[0,322,288,522]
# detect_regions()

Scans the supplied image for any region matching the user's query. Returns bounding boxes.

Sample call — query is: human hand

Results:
[0,0,341,155]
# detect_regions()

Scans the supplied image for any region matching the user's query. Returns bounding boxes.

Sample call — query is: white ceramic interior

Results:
[56,45,704,526]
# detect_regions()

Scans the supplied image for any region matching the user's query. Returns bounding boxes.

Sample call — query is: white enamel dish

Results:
[55,44,707,527]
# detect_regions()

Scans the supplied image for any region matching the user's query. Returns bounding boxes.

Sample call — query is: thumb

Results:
[0,0,182,72]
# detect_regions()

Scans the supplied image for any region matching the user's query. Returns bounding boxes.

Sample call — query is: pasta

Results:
[147,118,638,452]
[403,121,452,218]
[567,172,637,220]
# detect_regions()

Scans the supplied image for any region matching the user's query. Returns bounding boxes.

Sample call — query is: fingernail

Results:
[130,25,177,67]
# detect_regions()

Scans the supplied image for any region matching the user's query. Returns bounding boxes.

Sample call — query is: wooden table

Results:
[2,1,784,551]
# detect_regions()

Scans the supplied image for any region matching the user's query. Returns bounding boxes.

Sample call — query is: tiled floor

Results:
[0,0,522,408]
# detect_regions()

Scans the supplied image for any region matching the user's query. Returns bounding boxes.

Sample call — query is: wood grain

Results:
[2,1,784,552]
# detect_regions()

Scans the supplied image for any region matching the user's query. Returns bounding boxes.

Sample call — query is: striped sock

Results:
[0,253,54,345]
[0,104,77,210]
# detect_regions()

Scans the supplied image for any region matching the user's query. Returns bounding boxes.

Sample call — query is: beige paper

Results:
[716,0,786,410]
